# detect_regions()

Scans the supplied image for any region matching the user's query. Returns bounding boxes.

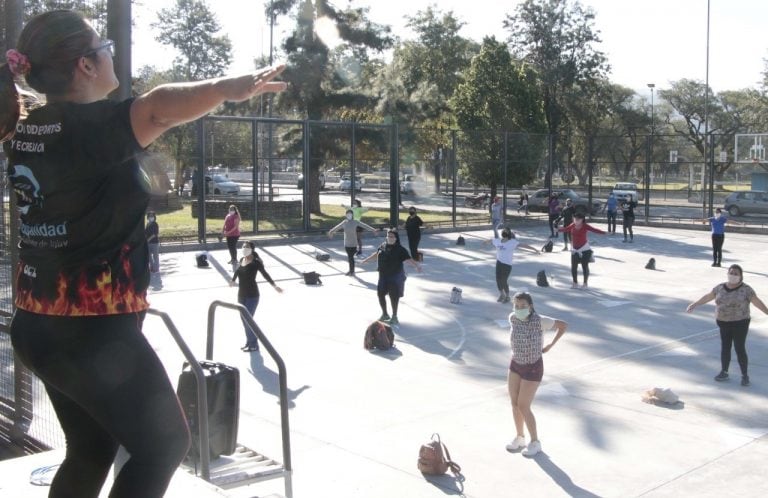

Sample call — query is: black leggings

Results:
[495,261,512,295]
[607,211,617,233]
[571,250,592,284]
[345,246,357,273]
[226,236,239,262]
[622,216,634,240]
[408,234,421,262]
[11,310,190,498]
[712,234,724,264]
[716,318,750,376]
[378,286,400,316]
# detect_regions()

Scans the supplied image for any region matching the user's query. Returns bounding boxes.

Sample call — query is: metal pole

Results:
[703,0,712,217]
[646,83,655,220]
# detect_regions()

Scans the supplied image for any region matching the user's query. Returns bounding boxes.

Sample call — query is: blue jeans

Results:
[239,296,260,348]
[148,242,160,272]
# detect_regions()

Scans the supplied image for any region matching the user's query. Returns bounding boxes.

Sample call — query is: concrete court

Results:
[6,220,768,497]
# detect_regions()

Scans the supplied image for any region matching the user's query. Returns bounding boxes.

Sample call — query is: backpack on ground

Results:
[315,251,330,261]
[541,240,553,253]
[302,271,322,285]
[417,433,461,476]
[364,321,394,351]
[456,235,465,246]
[645,257,656,270]
[450,287,463,304]
[536,270,549,287]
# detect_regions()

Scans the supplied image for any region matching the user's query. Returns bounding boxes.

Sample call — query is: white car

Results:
[339,175,362,192]
[612,182,639,202]
[206,174,240,195]
[400,175,430,195]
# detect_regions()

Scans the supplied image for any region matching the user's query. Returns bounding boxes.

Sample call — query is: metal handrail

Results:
[206,300,293,498]
[145,308,212,480]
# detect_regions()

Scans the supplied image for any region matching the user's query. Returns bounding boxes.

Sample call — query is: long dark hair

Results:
[512,292,536,314]
[0,10,95,142]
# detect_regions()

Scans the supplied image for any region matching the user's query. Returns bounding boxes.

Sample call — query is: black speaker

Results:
[177,361,240,460]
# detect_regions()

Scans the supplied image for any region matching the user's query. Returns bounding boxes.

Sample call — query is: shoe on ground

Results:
[741,375,750,386]
[242,345,259,352]
[581,283,589,289]
[714,371,729,382]
[522,440,541,457]
[622,239,627,243]
[505,436,526,452]
[502,296,511,303]
[497,294,506,303]
[389,316,399,325]
[562,247,569,251]
[711,262,718,267]
[379,313,391,321]
[345,271,355,276]
[571,282,579,289]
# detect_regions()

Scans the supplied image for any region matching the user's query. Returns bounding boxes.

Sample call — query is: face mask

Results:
[727,274,740,285]
[229,209,235,214]
[346,213,353,221]
[147,217,155,223]
[513,308,530,320]
[242,247,252,257]
[715,213,721,219]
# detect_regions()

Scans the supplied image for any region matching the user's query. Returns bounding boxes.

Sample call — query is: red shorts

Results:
[509,357,543,382]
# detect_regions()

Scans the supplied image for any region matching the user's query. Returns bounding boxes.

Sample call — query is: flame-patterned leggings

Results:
[10,310,190,498]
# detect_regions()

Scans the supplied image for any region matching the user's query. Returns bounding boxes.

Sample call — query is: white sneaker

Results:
[522,440,541,457]
[505,436,526,452]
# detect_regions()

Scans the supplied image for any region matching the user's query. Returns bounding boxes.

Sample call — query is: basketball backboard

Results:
[735,133,768,163]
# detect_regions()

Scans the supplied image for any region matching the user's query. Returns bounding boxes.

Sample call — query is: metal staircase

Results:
[148,303,293,498]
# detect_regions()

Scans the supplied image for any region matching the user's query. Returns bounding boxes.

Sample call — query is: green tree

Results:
[450,37,545,196]
[504,0,609,186]
[2,0,106,50]
[658,79,760,179]
[150,0,233,189]
[267,0,393,214]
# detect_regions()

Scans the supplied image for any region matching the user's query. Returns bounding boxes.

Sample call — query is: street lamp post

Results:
[645,83,655,219]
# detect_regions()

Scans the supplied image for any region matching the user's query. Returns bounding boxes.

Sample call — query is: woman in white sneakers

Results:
[505,292,567,457]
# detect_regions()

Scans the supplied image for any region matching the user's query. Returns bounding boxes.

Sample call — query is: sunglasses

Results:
[83,39,115,58]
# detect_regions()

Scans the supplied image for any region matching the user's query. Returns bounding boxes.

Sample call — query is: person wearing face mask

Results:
[620,194,637,242]
[145,211,160,273]
[231,241,283,352]
[686,264,768,386]
[697,208,743,267]
[361,228,422,325]
[403,206,424,261]
[558,212,605,289]
[328,209,378,276]
[484,228,539,303]
[222,204,241,264]
[505,292,567,457]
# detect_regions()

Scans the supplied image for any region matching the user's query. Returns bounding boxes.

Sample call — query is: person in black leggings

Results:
[686,264,768,386]
[2,10,287,497]
[621,195,637,242]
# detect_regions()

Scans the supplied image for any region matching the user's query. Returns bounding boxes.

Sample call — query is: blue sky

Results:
[133,0,768,93]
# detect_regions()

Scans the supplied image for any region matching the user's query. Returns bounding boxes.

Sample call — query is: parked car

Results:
[612,182,641,202]
[527,188,602,215]
[205,174,240,195]
[339,175,362,192]
[723,190,768,216]
[400,174,430,195]
[297,172,326,190]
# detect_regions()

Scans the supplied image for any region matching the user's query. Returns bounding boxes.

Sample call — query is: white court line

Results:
[556,326,720,377]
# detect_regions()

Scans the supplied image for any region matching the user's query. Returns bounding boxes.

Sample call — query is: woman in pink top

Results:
[558,212,605,289]
[222,204,241,264]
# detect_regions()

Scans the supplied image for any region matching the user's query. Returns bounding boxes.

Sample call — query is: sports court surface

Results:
[4,220,768,497]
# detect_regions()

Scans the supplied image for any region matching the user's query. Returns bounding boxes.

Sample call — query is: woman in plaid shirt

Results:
[505,292,567,457]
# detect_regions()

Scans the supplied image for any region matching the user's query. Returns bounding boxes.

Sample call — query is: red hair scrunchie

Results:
[6,49,31,77]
